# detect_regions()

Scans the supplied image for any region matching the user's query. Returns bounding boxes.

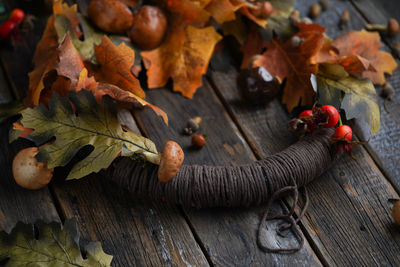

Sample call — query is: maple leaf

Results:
[52,0,81,38]
[254,23,326,111]
[204,0,240,24]
[16,90,160,180]
[90,36,145,99]
[142,0,222,98]
[240,23,267,69]
[317,30,397,85]
[0,219,112,266]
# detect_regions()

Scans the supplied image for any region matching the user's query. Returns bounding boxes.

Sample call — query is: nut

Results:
[291,36,303,48]
[392,200,400,226]
[302,17,313,25]
[319,0,330,11]
[250,1,274,19]
[309,3,321,19]
[88,0,133,34]
[12,147,54,190]
[192,134,206,149]
[289,10,300,25]
[158,141,184,183]
[388,18,399,36]
[129,5,168,50]
[339,10,350,29]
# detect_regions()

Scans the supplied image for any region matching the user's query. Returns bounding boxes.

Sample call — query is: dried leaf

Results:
[92,36,145,99]
[52,0,81,38]
[318,30,397,85]
[17,90,160,180]
[254,23,326,111]
[240,23,267,68]
[317,74,380,135]
[0,219,112,266]
[205,0,239,24]
[142,25,222,98]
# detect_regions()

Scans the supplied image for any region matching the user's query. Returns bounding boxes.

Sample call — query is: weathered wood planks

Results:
[134,80,321,266]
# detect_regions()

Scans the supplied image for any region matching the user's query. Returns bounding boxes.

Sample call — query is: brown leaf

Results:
[91,36,145,99]
[317,30,397,85]
[53,0,81,38]
[240,23,267,69]
[254,23,326,111]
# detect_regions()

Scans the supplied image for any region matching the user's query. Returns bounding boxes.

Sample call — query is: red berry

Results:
[320,105,339,128]
[10,9,25,24]
[0,21,16,40]
[299,110,313,118]
[192,134,206,149]
[334,125,352,141]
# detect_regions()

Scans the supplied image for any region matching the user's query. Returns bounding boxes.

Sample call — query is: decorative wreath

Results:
[4,0,396,254]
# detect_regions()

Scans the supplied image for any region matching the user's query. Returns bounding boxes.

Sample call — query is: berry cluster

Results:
[290,105,363,157]
[0,9,25,40]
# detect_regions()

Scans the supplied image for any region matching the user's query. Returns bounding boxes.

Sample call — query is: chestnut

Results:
[88,0,133,34]
[129,5,167,50]
[237,66,281,104]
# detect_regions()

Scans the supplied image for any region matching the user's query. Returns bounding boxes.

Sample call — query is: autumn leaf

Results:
[240,23,267,69]
[53,0,81,38]
[317,71,380,135]
[89,36,145,99]
[254,23,326,111]
[142,25,222,98]
[16,90,160,180]
[317,30,397,85]
[76,68,168,124]
[205,0,240,24]
[0,219,112,266]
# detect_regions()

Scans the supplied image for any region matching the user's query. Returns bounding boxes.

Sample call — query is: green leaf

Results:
[317,74,380,135]
[0,219,112,266]
[19,90,160,180]
[55,14,103,62]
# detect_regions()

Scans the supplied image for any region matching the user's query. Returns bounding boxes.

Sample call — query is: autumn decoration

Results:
[1,0,396,187]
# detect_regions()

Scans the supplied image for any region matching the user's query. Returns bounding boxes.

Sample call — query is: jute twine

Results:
[105,129,334,253]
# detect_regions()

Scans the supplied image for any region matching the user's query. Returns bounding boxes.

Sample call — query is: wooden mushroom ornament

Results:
[158,141,184,183]
[12,147,54,190]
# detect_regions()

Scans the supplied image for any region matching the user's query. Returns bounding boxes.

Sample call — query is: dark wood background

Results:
[0,0,399,266]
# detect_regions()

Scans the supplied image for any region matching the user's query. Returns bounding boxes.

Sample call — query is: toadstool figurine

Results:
[12,147,54,190]
[158,141,184,183]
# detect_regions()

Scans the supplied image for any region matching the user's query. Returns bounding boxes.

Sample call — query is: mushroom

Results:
[88,0,133,34]
[158,141,184,183]
[12,147,54,190]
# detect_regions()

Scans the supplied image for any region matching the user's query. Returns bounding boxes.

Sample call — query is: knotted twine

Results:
[105,129,334,253]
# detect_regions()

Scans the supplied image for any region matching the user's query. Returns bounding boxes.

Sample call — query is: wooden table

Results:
[1,0,400,266]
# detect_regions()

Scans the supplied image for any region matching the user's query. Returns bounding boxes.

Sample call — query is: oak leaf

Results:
[17,90,160,180]
[0,219,112,266]
[254,23,326,111]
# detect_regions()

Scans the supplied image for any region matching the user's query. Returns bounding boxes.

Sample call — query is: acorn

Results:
[339,10,350,29]
[237,66,281,104]
[365,18,400,37]
[309,3,321,19]
[129,5,167,50]
[289,10,300,25]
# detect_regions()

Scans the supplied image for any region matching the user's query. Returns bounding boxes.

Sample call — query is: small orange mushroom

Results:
[158,141,184,183]
[12,147,54,190]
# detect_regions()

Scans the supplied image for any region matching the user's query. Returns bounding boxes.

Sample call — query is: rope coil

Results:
[105,129,334,253]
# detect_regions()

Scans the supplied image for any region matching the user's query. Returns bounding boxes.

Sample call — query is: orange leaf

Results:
[204,0,239,24]
[76,68,168,124]
[91,36,145,99]
[254,23,326,111]
[240,23,267,69]
[142,25,222,98]
[318,30,397,85]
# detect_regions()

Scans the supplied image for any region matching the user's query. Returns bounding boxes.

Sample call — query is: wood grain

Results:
[349,0,400,192]
[209,59,400,265]
[135,80,321,266]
